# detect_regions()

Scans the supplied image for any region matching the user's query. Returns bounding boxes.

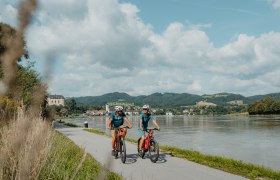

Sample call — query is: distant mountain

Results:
[202,93,245,104]
[74,92,134,106]
[245,93,280,104]
[74,92,280,108]
[134,93,202,107]
[75,92,202,107]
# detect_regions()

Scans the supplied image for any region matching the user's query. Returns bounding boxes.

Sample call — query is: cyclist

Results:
[107,106,132,155]
[138,104,160,152]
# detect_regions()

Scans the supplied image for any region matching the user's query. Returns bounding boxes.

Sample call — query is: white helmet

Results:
[142,104,150,109]
[115,106,123,111]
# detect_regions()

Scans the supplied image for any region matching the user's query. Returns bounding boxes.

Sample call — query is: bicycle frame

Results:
[138,128,159,162]
[114,127,126,150]
[144,130,154,150]
[113,126,129,163]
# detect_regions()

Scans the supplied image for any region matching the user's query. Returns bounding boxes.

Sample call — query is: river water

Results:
[64,115,280,171]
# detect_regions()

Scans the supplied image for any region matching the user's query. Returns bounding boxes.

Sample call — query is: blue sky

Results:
[1,0,280,97]
[124,0,280,45]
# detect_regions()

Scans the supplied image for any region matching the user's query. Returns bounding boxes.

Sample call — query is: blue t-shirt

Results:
[110,112,126,128]
[138,113,154,129]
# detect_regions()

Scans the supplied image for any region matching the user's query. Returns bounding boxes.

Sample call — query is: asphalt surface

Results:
[55,123,247,180]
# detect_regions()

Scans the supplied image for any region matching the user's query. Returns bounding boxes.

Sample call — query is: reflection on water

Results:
[64,115,280,171]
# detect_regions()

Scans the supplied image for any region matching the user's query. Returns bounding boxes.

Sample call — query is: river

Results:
[63,115,280,171]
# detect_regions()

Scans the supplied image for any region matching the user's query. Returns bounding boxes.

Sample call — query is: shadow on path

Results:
[140,153,167,163]
[124,153,139,164]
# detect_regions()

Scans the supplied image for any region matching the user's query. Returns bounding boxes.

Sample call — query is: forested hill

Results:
[244,93,280,104]
[73,92,280,107]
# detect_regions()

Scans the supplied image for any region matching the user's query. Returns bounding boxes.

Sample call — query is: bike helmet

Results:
[115,106,123,111]
[142,104,150,109]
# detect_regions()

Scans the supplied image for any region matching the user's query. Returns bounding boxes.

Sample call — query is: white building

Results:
[47,95,65,106]
[166,112,173,116]
[227,100,244,105]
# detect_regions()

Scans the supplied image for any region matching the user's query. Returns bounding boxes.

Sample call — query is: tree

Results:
[1,23,46,120]
[248,97,280,115]
[65,98,77,113]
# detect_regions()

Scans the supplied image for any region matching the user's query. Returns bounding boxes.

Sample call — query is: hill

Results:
[74,92,202,107]
[73,92,280,108]
[245,93,280,104]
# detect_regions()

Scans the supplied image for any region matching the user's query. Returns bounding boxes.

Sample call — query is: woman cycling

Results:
[107,106,132,155]
[138,104,160,152]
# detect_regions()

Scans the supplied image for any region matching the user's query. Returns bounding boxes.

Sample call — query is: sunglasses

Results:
[143,108,148,110]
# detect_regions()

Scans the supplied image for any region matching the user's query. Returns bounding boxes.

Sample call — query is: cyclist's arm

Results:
[124,117,132,129]
[139,119,143,131]
[107,118,112,129]
[152,120,160,131]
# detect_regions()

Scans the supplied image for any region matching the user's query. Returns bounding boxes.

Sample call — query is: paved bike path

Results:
[55,125,247,180]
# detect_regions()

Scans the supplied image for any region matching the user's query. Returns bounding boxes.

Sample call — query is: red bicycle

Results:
[137,128,159,163]
[113,126,129,163]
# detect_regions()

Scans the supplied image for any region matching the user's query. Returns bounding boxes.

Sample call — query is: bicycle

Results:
[113,126,129,163]
[137,128,159,163]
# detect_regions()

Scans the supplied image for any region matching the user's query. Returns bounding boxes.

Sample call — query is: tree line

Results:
[248,97,280,115]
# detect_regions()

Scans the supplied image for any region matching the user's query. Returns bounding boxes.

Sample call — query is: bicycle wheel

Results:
[120,139,126,163]
[149,140,159,163]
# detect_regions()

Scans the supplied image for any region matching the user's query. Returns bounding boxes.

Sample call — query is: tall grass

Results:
[0,110,53,179]
[39,131,121,180]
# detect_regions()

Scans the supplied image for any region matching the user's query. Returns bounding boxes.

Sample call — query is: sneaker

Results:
[111,150,115,156]
[138,149,142,157]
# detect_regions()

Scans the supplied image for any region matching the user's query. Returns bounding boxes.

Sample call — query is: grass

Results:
[227,112,249,116]
[84,129,107,135]
[63,122,81,127]
[39,131,122,180]
[81,127,280,180]
[56,120,82,127]
[159,146,280,180]
[0,112,53,179]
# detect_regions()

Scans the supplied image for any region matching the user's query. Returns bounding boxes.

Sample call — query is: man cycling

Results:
[107,106,132,155]
[138,104,160,152]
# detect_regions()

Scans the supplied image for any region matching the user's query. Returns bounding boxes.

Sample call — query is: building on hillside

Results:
[47,95,65,106]
[227,100,244,105]
[106,102,136,114]
[85,110,106,116]
[195,101,217,108]
[125,109,139,116]
[166,112,173,116]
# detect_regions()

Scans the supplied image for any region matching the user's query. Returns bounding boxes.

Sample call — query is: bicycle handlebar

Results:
[115,126,130,130]
[143,128,159,131]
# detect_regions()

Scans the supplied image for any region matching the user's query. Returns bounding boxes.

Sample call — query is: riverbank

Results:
[82,126,280,180]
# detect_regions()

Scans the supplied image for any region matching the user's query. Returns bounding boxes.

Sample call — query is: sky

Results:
[1,0,280,97]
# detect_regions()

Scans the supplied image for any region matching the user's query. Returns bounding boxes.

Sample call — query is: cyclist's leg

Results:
[111,129,117,150]
[138,130,145,150]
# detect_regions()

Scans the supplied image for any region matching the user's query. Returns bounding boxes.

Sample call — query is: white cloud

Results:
[0,3,18,27]
[266,0,280,9]
[2,0,280,96]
